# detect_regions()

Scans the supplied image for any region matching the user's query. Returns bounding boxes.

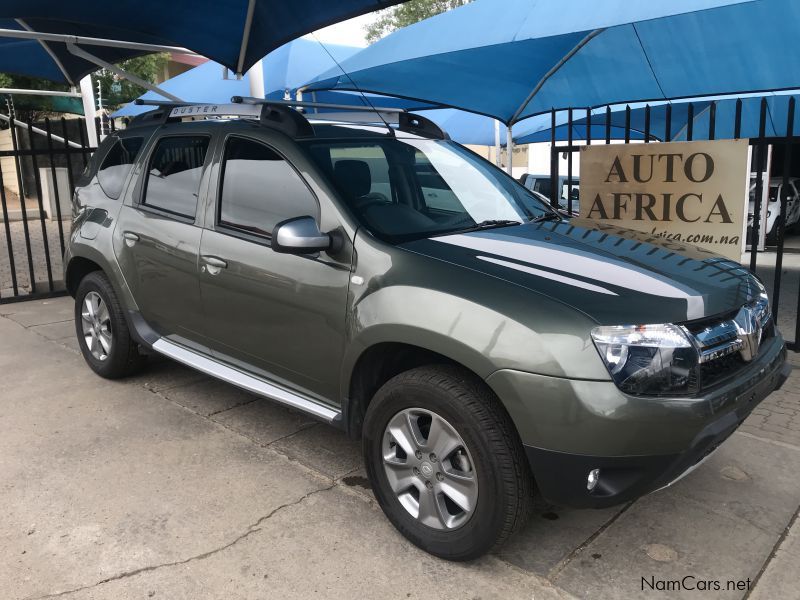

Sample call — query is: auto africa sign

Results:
[580,140,749,260]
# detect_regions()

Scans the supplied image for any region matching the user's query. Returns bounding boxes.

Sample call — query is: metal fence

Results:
[547,97,800,350]
[1,106,798,351]
[0,117,113,304]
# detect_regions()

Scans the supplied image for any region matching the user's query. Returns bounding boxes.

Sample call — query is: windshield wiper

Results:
[529,212,562,224]
[460,219,523,232]
[476,219,523,228]
[432,219,524,238]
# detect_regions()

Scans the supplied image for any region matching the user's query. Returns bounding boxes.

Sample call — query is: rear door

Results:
[197,132,352,401]
[114,128,214,347]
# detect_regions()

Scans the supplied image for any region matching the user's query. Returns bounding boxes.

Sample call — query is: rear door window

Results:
[97,137,143,199]
[143,135,210,219]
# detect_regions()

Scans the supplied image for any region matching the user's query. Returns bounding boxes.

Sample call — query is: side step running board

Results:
[152,339,341,424]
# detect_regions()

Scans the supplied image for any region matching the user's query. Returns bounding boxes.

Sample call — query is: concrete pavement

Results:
[1,296,799,599]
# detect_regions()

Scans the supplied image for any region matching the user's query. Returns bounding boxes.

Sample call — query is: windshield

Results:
[302,137,558,242]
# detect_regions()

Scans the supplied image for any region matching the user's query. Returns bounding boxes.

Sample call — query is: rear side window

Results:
[97,137,143,199]
[143,135,210,219]
[218,137,318,237]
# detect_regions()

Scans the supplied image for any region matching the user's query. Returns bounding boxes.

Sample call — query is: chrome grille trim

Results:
[685,295,771,365]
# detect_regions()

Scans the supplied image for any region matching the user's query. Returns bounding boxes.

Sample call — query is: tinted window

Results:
[143,136,210,218]
[219,137,318,237]
[533,178,552,198]
[97,137,143,199]
[303,139,555,243]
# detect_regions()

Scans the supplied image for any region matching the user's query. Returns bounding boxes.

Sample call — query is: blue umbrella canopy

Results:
[114,38,434,117]
[306,0,798,125]
[513,91,800,144]
[114,39,360,116]
[0,0,406,83]
[0,19,147,83]
[422,108,646,145]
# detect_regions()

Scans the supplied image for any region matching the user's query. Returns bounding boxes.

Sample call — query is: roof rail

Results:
[125,98,448,140]
[231,97,448,139]
[127,100,263,128]
[231,96,405,114]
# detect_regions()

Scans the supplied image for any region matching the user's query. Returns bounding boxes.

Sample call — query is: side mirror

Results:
[271,216,331,254]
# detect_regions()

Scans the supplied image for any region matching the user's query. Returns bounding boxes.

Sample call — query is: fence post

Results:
[749,98,768,273]
[44,118,66,258]
[26,118,54,292]
[8,118,35,289]
[549,108,558,207]
[0,159,18,297]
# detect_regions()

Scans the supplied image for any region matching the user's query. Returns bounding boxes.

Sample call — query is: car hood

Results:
[400,219,761,325]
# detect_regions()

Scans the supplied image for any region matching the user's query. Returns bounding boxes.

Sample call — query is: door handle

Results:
[123,231,139,247]
[201,255,228,275]
[202,256,228,269]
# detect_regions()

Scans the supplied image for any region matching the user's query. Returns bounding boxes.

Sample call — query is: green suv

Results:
[65,101,789,561]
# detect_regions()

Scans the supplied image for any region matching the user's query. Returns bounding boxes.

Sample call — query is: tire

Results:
[363,365,533,561]
[74,271,146,379]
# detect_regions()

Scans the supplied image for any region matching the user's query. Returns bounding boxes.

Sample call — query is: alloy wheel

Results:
[382,408,478,530]
[81,291,113,361]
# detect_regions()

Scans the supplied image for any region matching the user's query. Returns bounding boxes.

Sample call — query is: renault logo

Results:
[733,305,762,362]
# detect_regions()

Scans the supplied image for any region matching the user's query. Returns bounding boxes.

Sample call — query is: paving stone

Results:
[497,498,624,577]
[58,488,566,600]
[126,356,209,393]
[749,512,800,600]
[30,319,75,341]
[158,376,262,417]
[0,296,72,326]
[212,397,318,445]
[553,433,800,600]
[271,423,362,480]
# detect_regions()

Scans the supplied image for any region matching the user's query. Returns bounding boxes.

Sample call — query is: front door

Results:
[198,134,351,402]
[114,133,212,347]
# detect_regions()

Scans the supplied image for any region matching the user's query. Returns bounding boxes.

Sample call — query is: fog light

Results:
[587,469,600,491]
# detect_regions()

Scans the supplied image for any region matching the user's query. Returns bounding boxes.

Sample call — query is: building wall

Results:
[0,128,20,198]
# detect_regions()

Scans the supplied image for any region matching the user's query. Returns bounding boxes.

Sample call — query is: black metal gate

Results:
[547,98,800,350]
[0,118,112,304]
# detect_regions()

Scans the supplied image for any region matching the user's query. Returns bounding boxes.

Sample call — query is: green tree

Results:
[0,52,168,119]
[94,53,169,109]
[365,0,473,43]
[0,72,72,121]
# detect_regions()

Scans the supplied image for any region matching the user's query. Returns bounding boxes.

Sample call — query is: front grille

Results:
[682,295,772,393]
[698,351,746,389]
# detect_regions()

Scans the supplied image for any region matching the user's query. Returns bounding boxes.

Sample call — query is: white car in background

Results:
[519,174,580,215]
[748,176,800,244]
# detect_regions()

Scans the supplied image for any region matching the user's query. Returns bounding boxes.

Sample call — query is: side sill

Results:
[151,338,341,424]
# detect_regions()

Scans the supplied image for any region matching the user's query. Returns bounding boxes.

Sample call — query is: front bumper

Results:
[487,334,789,508]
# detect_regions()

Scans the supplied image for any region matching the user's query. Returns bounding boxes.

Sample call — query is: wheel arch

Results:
[65,256,103,297]
[342,337,498,440]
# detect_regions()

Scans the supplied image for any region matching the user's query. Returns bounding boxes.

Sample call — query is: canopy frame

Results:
[236,0,257,76]
[0,88,80,98]
[66,42,182,102]
[509,28,606,125]
[14,19,74,85]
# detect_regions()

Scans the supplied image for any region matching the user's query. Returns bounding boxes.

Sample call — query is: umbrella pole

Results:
[79,75,99,148]
[494,120,501,167]
[506,124,514,175]
[248,59,265,99]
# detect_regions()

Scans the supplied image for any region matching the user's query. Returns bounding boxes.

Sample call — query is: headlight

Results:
[590,324,698,396]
